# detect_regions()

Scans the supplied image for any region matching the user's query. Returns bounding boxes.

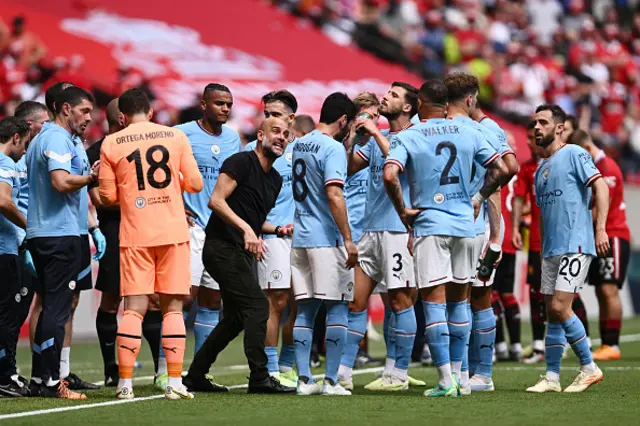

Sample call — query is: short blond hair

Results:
[353,92,380,111]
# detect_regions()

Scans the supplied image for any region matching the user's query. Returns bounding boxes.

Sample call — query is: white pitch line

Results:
[4,333,640,420]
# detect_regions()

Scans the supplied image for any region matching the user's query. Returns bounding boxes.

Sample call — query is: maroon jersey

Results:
[514,158,541,252]
[501,176,517,255]
[594,151,630,241]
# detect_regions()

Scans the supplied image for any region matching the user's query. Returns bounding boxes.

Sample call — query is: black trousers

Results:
[189,238,269,382]
[28,236,80,383]
[0,253,35,380]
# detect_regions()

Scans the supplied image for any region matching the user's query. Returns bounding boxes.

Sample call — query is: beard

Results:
[535,131,554,147]
[334,123,349,142]
[263,143,283,160]
[380,107,402,121]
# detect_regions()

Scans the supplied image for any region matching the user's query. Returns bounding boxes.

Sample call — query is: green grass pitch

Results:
[2,318,640,425]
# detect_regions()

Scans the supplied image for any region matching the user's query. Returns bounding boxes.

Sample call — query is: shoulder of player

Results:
[0,153,15,170]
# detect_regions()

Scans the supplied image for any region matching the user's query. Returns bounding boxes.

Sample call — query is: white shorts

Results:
[541,254,593,296]
[190,226,219,290]
[257,238,292,290]
[291,247,354,301]
[358,231,415,292]
[414,235,475,288]
[471,216,505,288]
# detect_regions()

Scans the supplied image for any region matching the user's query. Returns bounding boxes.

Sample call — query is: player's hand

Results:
[399,208,421,229]
[512,230,523,250]
[595,229,610,257]
[472,198,481,219]
[487,239,503,267]
[344,240,358,269]
[90,160,100,180]
[24,250,37,277]
[280,223,294,237]
[185,209,197,227]
[91,228,107,260]
[244,228,266,260]
[355,117,378,139]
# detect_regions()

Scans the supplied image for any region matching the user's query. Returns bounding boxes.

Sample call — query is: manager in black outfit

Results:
[184,117,295,394]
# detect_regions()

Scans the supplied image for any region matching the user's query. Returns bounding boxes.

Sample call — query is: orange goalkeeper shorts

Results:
[120,242,190,296]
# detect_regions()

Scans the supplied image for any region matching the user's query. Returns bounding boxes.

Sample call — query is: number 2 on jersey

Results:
[126,145,172,190]
[436,142,460,185]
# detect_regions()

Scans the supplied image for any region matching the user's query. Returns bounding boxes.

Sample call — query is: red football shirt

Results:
[514,158,541,252]
[501,176,517,255]
[594,151,630,241]
[599,82,628,135]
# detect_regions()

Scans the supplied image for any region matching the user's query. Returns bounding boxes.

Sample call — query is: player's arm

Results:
[261,221,293,238]
[478,157,508,201]
[50,170,95,193]
[0,182,26,229]
[511,196,525,249]
[348,144,369,176]
[486,189,501,244]
[592,177,611,257]
[500,152,519,187]
[180,135,204,194]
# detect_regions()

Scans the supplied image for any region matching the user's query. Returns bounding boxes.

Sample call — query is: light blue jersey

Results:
[535,144,600,258]
[176,121,241,229]
[26,122,82,239]
[345,144,369,244]
[0,153,23,255]
[357,130,409,233]
[410,114,421,125]
[453,116,509,235]
[73,140,90,235]
[15,156,28,243]
[386,119,499,238]
[245,139,296,239]
[292,130,348,248]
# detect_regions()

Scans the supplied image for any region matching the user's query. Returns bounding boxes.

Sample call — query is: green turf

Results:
[2,317,640,425]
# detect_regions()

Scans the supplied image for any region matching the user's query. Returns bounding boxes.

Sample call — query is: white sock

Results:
[612,345,620,350]
[437,364,453,388]
[279,365,293,374]
[157,355,168,375]
[451,361,462,378]
[60,347,71,379]
[168,376,182,388]
[532,340,545,352]
[496,341,508,353]
[581,362,598,374]
[460,371,470,387]
[337,365,352,381]
[587,337,592,349]
[546,371,560,383]
[118,378,133,389]
[511,343,523,353]
[391,367,408,381]
[383,358,395,375]
[46,378,59,387]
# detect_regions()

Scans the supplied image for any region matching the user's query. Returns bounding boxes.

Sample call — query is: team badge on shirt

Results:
[211,145,221,155]
[271,270,282,282]
[135,197,146,209]
[542,168,550,181]
[433,192,445,204]
[286,153,292,162]
[69,280,77,291]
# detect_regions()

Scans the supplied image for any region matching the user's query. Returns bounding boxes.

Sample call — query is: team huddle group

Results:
[0,70,629,402]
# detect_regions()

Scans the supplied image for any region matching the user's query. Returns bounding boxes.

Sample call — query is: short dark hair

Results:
[526,120,536,130]
[292,115,315,136]
[568,129,591,147]
[392,82,418,117]
[535,104,566,124]
[418,79,448,106]
[443,72,479,103]
[0,116,30,143]
[55,86,94,115]
[319,92,357,125]
[262,90,298,114]
[119,88,151,116]
[565,114,579,130]
[203,83,231,98]
[14,101,49,120]
[45,81,75,114]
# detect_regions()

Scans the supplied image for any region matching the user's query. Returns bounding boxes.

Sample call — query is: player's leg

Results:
[279,295,297,381]
[29,237,85,399]
[144,294,164,389]
[498,255,522,360]
[523,251,546,363]
[492,291,507,360]
[571,294,591,349]
[265,289,289,377]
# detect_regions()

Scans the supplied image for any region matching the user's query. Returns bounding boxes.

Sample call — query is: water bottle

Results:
[477,243,502,282]
[354,111,373,146]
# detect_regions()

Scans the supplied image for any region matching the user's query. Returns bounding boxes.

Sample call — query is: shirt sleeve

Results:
[323,143,347,187]
[473,133,499,167]
[0,158,16,188]
[220,152,249,186]
[98,139,118,205]
[571,148,601,187]
[44,135,75,173]
[180,134,204,194]
[355,137,373,164]
[385,134,408,172]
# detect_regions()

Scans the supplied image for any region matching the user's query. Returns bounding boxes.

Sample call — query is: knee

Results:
[147,294,161,311]
[599,284,619,299]
[198,288,222,310]
[547,299,565,321]
[390,289,413,312]
[269,292,289,314]
[470,287,490,311]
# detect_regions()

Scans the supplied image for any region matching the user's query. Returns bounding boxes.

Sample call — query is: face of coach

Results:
[256,117,290,160]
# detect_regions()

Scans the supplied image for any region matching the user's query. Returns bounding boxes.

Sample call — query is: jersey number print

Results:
[126,145,172,190]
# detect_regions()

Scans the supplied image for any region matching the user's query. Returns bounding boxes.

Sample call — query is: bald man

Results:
[86,98,164,387]
[184,117,295,394]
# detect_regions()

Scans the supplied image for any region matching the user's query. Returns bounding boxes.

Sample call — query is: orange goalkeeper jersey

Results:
[99,121,203,247]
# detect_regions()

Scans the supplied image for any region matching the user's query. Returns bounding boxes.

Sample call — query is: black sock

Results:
[530,287,546,342]
[96,309,118,376]
[572,295,590,337]
[142,310,163,373]
[492,296,506,345]
[502,294,521,345]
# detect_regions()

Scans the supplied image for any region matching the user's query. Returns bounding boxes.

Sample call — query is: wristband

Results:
[89,226,99,234]
[472,193,485,204]
[275,226,282,238]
